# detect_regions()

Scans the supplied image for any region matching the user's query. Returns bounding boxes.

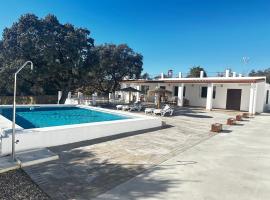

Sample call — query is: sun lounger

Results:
[116,105,123,110]
[129,103,142,111]
[122,105,130,111]
[154,104,174,116]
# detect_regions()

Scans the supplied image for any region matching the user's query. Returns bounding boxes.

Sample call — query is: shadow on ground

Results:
[48,125,173,153]
[173,107,213,118]
[24,148,183,200]
[95,159,199,200]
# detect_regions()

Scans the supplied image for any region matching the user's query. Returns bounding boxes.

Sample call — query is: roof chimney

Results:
[179,72,182,78]
[161,72,164,79]
[168,69,173,78]
[200,71,204,78]
[225,69,230,78]
[232,72,236,77]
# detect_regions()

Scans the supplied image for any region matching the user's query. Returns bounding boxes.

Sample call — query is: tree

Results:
[0,14,95,103]
[249,68,270,83]
[141,72,150,80]
[187,66,207,77]
[88,44,143,95]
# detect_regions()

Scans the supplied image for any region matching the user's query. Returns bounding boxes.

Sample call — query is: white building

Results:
[118,70,270,114]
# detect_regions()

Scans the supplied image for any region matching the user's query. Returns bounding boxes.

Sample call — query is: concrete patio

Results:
[95,113,270,200]
[22,108,269,200]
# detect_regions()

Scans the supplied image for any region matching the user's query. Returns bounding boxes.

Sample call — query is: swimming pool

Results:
[0,106,130,129]
[0,105,162,156]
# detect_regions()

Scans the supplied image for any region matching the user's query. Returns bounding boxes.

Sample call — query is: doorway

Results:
[226,89,242,110]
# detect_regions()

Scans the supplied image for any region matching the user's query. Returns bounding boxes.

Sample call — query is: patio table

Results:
[122,105,130,111]
[153,109,162,115]
[116,105,123,110]
[145,108,154,114]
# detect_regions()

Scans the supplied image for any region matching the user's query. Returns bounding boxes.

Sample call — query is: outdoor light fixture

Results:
[12,61,33,160]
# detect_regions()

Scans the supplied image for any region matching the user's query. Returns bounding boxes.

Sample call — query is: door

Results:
[226,89,242,110]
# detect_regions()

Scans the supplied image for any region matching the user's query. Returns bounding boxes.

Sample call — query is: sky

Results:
[0,0,270,76]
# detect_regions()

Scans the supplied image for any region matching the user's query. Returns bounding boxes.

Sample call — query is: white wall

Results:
[263,83,270,112]
[185,84,207,107]
[120,82,267,113]
[178,83,251,111]
[255,82,266,113]
[213,83,251,111]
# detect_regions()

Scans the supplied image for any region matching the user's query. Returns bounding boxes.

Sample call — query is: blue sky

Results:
[0,0,270,75]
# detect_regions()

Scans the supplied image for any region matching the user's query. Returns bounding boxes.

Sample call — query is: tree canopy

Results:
[87,44,143,95]
[249,68,270,83]
[140,72,150,80]
[187,66,207,77]
[0,14,143,103]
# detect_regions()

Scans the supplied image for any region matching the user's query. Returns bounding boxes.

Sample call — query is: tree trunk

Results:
[107,94,110,104]
[59,90,69,104]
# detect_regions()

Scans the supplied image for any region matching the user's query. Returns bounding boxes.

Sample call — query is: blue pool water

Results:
[0,106,130,129]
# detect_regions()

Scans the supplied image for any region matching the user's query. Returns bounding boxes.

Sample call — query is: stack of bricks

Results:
[227,118,236,125]
[242,113,250,118]
[211,123,222,133]
[236,114,242,121]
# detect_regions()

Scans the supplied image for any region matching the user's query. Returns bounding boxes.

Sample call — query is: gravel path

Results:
[0,169,50,200]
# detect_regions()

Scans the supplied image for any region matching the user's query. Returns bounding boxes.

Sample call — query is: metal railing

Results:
[138,71,247,80]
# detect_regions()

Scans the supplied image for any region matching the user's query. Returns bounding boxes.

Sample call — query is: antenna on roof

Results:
[242,56,250,76]
[242,57,250,64]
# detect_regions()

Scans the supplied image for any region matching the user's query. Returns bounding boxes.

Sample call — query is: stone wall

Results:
[0,95,57,104]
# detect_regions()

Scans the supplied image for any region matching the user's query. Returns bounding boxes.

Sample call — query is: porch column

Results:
[136,85,141,102]
[177,83,184,106]
[249,83,258,114]
[206,83,214,110]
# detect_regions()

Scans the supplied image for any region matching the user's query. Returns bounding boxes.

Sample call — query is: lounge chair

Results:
[116,105,123,110]
[129,102,142,111]
[154,104,174,116]
[122,105,130,111]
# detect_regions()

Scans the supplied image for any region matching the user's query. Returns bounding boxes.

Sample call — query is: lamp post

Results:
[12,61,33,160]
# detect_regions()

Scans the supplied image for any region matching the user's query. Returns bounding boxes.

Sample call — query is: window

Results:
[213,86,216,99]
[200,86,215,98]
[141,85,149,95]
[174,86,178,96]
[174,86,186,97]
[160,86,166,89]
[266,90,269,104]
[201,87,207,98]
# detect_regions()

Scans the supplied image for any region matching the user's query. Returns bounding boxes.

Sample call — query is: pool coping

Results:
[0,104,155,131]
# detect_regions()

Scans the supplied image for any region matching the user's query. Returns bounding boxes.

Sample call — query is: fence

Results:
[140,71,247,80]
[0,95,58,105]
[67,93,126,106]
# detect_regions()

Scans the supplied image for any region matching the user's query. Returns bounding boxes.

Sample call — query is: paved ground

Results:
[23,107,234,200]
[94,113,270,200]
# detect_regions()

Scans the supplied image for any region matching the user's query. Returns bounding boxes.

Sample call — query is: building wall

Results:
[120,81,268,113]
[185,84,207,107]
[263,83,270,112]
[183,83,251,111]
[212,83,251,111]
[255,82,266,113]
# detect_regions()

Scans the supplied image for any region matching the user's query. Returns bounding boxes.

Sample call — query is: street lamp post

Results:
[12,61,33,160]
